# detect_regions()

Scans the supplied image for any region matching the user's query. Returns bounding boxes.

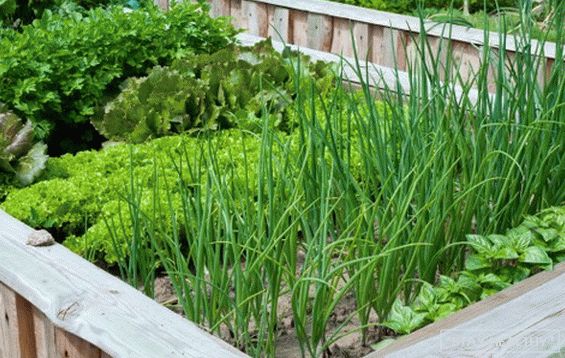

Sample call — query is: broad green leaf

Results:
[465,254,490,271]
[487,234,508,247]
[435,303,457,320]
[536,228,559,242]
[414,282,437,311]
[382,300,426,335]
[493,246,519,260]
[466,234,492,253]
[519,246,552,265]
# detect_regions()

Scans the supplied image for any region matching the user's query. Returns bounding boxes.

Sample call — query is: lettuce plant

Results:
[0,106,48,186]
[94,40,334,143]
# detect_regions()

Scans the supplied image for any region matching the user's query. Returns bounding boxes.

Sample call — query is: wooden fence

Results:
[157,0,561,90]
[0,210,248,358]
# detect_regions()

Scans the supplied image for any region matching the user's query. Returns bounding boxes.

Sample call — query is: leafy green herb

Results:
[0,2,236,149]
[382,207,565,337]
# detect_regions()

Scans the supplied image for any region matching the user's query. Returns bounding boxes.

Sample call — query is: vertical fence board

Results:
[32,307,57,357]
[55,328,101,358]
[394,31,410,70]
[15,295,37,358]
[428,37,449,80]
[290,10,309,48]
[352,22,370,59]
[372,26,401,68]
[306,14,333,52]
[331,19,370,59]
[0,282,20,358]
[242,0,269,36]
[210,0,231,17]
[452,40,481,84]
[267,6,289,42]
[230,0,246,30]
[330,17,350,55]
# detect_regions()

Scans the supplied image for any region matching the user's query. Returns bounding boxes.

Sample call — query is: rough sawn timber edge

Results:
[0,210,248,358]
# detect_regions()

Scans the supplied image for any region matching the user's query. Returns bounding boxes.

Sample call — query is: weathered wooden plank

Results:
[427,36,449,80]
[231,0,559,59]
[352,22,370,60]
[15,294,37,358]
[230,0,247,30]
[451,40,482,84]
[209,0,231,17]
[289,10,308,48]
[330,17,350,55]
[0,210,248,358]
[306,14,333,52]
[372,263,565,357]
[267,6,289,42]
[32,308,57,358]
[370,26,401,68]
[242,0,269,36]
[330,19,370,59]
[0,282,20,358]
[55,328,101,358]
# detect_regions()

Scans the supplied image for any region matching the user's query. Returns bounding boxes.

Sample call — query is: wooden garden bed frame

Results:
[2,206,565,357]
[0,210,247,358]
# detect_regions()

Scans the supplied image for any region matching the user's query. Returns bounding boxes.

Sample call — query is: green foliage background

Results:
[0,2,235,151]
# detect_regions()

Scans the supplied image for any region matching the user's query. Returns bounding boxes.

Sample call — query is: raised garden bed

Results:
[2,210,564,357]
[1,1,563,357]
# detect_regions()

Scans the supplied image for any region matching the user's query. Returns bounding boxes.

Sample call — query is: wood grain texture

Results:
[210,0,231,17]
[331,18,371,59]
[330,17,351,55]
[289,10,308,48]
[55,328,101,358]
[32,308,57,358]
[229,0,246,30]
[0,210,248,358]
[242,0,269,36]
[306,14,333,52]
[371,263,565,357]
[15,294,37,358]
[451,40,481,84]
[267,6,289,42]
[0,282,20,358]
[370,26,400,68]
